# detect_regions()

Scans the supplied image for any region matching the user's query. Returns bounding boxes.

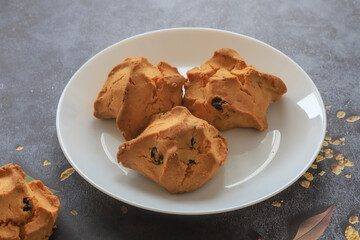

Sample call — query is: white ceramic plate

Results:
[56,28,326,215]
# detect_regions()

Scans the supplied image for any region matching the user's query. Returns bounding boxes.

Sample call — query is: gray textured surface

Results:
[1,0,359,239]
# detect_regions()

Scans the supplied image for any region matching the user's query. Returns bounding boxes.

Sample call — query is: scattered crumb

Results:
[16,146,23,151]
[60,168,75,181]
[70,210,78,216]
[331,163,345,175]
[323,141,329,147]
[311,164,318,169]
[120,206,128,214]
[342,142,346,146]
[316,155,325,162]
[346,116,360,123]
[344,159,354,167]
[326,105,331,109]
[346,174,352,179]
[337,111,346,118]
[340,137,346,142]
[335,154,345,161]
[325,136,332,141]
[300,180,310,188]
[43,160,51,166]
[272,201,282,207]
[350,216,360,224]
[345,225,360,240]
[331,139,342,146]
[325,153,334,159]
[324,148,333,154]
[318,171,325,176]
[303,172,314,181]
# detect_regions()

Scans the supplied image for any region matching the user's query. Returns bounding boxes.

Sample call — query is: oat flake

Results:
[300,180,310,188]
[346,116,360,122]
[70,210,78,216]
[337,111,346,118]
[349,216,360,224]
[331,163,344,175]
[303,172,314,181]
[335,154,345,161]
[43,160,51,166]
[16,146,23,151]
[316,155,325,162]
[345,159,355,167]
[331,139,341,146]
[345,225,360,240]
[60,168,75,181]
[324,148,333,154]
[318,171,325,176]
[272,201,282,207]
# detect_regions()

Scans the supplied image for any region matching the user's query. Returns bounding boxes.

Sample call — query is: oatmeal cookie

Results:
[184,48,287,131]
[117,106,228,193]
[94,57,185,140]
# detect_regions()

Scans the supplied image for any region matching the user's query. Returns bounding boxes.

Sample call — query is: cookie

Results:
[94,57,185,140]
[184,48,287,131]
[0,163,60,240]
[117,106,228,194]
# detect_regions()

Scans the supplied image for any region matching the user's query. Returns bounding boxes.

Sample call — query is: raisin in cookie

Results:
[0,163,60,240]
[94,57,185,140]
[184,48,287,131]
[117,106,228,194]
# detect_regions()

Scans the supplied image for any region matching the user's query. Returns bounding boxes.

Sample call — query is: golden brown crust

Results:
[117,106,228,194]
[184,48,287,131]
[94,57,185,140]
[0,164,60,240]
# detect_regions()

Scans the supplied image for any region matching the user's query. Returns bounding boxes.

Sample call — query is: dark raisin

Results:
[23,198,32,211]
[188,160,196,165]
[52,223,58,233]
[211,97,227,111]
[150,147,163,165]
[190,137,196,150]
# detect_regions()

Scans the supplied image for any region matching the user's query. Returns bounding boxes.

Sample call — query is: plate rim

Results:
[56,27,327,215]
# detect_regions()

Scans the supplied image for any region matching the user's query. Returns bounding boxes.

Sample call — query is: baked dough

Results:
[94,57,185,140]
[117,106,228,194]
[184,48,287,131]
[0,163,60,240]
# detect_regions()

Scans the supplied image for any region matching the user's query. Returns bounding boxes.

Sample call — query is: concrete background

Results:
[1,0,359,239]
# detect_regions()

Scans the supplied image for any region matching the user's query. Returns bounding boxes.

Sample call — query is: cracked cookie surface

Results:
[0,163,60,240]
[184,48,287,131]
[94,57,185,140]
[117,106,228,194]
